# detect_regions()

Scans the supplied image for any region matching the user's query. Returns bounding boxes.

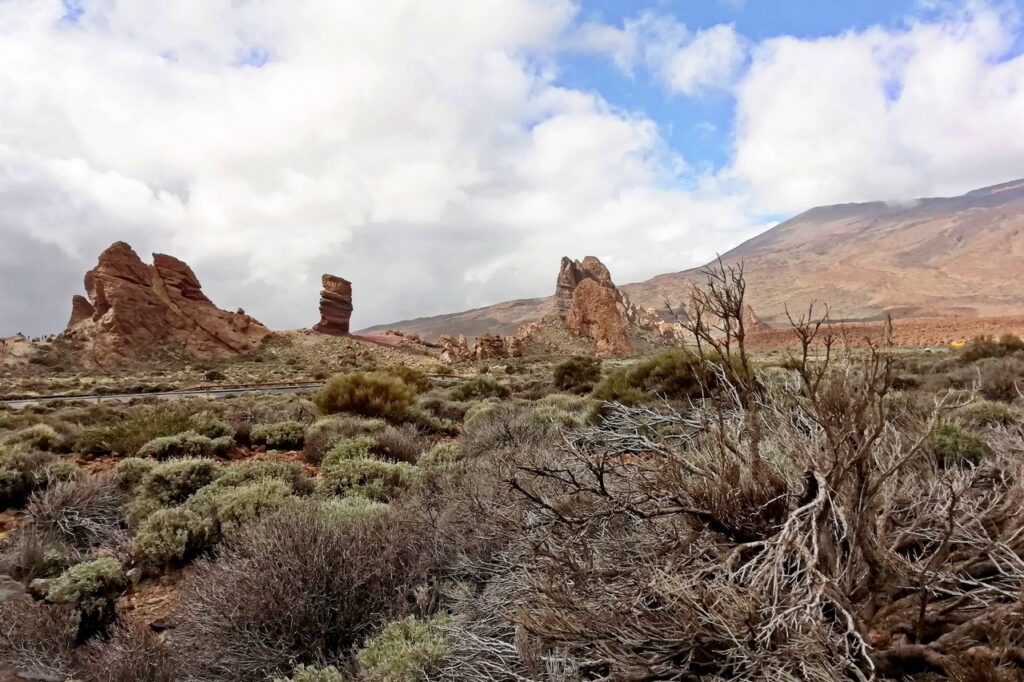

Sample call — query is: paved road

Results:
[0,383,323,409]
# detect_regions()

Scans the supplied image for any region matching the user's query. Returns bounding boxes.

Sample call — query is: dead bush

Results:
[0,600,78,680]
[74,618,180,682]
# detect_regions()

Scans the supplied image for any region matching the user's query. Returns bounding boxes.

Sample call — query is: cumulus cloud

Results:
[575,14,747,95]
[0,0,759,336]
[731,1,1024,212]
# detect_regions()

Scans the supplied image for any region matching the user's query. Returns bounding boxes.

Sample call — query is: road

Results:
[0,383,323,410]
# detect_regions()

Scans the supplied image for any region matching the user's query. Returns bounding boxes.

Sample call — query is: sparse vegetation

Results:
[315,372,416,420]
[552,355,602,393]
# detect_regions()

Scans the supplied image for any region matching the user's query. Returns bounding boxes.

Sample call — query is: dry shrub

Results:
[384,365,432,393]
[374,424,429,464]
[74,618,180,682]
[0,600,78,680]
[448,376,511,401]
[303,415,385,465]
[462,403,556,458]
[976,357,1024,402]
[169,499,441,681]
[552,355,602,394]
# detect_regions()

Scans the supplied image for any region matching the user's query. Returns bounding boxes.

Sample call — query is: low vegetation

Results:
[5,264,1024,681]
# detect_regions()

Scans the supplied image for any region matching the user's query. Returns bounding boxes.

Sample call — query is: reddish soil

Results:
[746,314,1024,349]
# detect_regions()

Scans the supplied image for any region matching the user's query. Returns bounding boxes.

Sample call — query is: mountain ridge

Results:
[361,177,1024,339]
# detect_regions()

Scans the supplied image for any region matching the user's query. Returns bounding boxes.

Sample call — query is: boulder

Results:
[439,335,472,364]
[312,274,353,336]
[64,242,269,367]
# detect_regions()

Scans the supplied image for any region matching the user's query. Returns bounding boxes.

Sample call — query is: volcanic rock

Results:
[64,242,269,367]
[313,274,353,336]
[566,278,632,357]
[472,333,525,360]
[439,335,472,364]
[66,295,95,329]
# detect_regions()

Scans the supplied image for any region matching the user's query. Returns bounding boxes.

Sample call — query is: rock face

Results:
[66,295,95,329]
[65,242,269,366]
[556,256,637,357]
[439,335,471,364]
[313,274,353,336]
[438,333,525,364]
[565,278,632,357]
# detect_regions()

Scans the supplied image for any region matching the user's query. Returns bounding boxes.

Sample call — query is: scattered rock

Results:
[312,274,353,336]
[63,242,269,367]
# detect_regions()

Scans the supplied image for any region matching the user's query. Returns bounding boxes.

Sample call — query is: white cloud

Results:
[731,1,1024,212]
[574,14,747,95]
[0,0,758,336]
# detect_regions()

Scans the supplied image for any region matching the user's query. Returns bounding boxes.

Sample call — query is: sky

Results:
[2,0,1024,336]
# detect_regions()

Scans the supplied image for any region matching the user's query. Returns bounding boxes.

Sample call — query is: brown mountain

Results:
[361,178,1024,339]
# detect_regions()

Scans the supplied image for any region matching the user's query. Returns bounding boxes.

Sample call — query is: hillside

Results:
[362,178,1024,338]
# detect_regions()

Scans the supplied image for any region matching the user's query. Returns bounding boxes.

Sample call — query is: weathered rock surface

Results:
[64,242,269,366]
[66,295,95,329]
[566,278,632,357]
[313,274,353,336]
[473,333,525,360]
[439,334,472,364]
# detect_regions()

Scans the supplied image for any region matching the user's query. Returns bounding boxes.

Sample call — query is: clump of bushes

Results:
[1,423,63,451]
[958,399,1018,426]
[976,357,1024,402]
[77,410,196,456]
[930,423,992,467]
[384,365,432,393]
[137,430,233,460]
[961,333,1024,363]
[373,425,428,464]
[463,404,554,457]
[127,458,222,525]
[418,442,465,467]
[304,415,386,465]
[273,665,346,682]
[553,355,602,394]
[357,616,451,682]
[0,449,55,508]
[321,437,420,501]
[188,479,296,531]
[134,507,215,566]
[592,349,736,405]
[114,458,156,491]
[251,421,306,450]
[448,376,511,401]
[45,557,125,639]
[315,373,416,420]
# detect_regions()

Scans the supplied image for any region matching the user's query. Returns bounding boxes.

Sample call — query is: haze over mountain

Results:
[361,177,1024,339]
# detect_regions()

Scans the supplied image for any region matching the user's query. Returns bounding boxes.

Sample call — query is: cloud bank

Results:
[1,0,1022,335]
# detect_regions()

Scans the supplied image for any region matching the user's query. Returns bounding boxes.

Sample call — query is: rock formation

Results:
[565,278,632,357]
[437,332,525,364]
[64,242,269,366]
[66,295,95,329]
[312,274,353,336]
[439,335,472,364]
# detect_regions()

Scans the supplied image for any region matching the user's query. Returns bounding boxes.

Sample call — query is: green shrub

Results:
[0,450,54,508]
[357,616,451,682]
[930,424,992,467]
[128,458,222,524]
[417,441,465,467]
[534,393,593,428]
[384,365,432,394]
[315,372,416,420]
[999,333,1024,353]
[189,413,235,439]
[592,350,736,405]
[207,460,315,496]
[320,458,420,502]
[134,506,215,566]
[40,461,82,486]
[3,424,62,451]
[114,457,156,491]
[319,496,390,523]
[416,395,470,422]
[448,376,511,401]
[273,665,347,682]
[137,430,233,460]
[304,415,386,465]
[959,400,1018,426]
[188,479,295,530]
[961,334,1024,363]
[77,410,196,456]
[553,355,602,394]
[46,557,125,613]
[463,399,501,427]
[322,436,378,468]
[251,421,306,450]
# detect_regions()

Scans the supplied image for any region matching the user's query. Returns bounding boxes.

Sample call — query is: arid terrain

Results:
[363,178,1024,340]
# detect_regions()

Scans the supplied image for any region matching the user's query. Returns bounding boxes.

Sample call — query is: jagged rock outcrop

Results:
[555,256,615,315]
[742,304,770,332]
[313,275,353,336]
[64,242,269,367]
[473,333,525,360]
[66,295,95,329]
[439,334,472,364]
[565,278,632,357]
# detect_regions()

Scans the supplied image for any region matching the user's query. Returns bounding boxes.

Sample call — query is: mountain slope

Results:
[361,178,1024,338]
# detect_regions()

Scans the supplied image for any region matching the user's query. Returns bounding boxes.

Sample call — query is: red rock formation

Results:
[566,279,632,357]
[312,274,353,336]
[556,255,634,357]
[742,304,770,333]
[472,333,525,360]
[439,334,472,364]
[66,295,94,329]
[65,242,269,366]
